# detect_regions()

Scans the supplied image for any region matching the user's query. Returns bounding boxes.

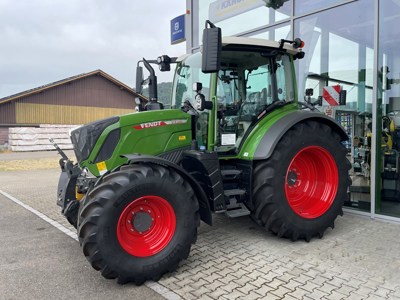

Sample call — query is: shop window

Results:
[378,0,400,217]
[295,0,352,15]
[248,23,291,41]
[294,0,374,212]
[197,0,292,46]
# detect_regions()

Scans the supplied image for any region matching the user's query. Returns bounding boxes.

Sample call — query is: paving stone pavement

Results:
[1,168,400,299]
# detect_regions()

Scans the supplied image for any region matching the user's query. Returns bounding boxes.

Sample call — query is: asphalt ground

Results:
[0,149,75,161]
[1,151,400,299]
[0,193,164,300]
[0,151,166,300]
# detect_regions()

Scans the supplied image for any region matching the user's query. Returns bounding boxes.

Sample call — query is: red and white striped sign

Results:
[322,85,341,106]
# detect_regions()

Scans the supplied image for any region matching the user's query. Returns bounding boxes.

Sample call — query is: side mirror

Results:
[135,66,143,94]
[202,20,222,74]
[142,58,158,100]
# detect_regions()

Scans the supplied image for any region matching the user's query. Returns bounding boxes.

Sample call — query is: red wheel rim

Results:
[285,146,338,219]
[117,195,176,257]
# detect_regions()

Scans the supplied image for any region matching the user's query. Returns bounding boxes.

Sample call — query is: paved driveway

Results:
[0,157,400,299]
[0,192,164,300]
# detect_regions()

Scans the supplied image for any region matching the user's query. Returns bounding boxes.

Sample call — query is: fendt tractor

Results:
[53,22,351,284]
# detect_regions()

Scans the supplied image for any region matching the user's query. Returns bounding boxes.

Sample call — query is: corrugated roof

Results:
[0,70,147,105]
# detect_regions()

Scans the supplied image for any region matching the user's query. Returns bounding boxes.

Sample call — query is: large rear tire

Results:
[77,164,199,284]
[252,121,351,241]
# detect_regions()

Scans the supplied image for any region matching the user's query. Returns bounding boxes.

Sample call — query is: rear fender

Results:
[253,111,348,160]
[121,154,212,225]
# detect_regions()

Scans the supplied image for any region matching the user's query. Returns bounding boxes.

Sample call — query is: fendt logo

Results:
[134,121,164,130]
[133,119,188,130]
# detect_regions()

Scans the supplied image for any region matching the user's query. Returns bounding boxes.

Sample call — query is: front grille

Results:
[70,116,119,163]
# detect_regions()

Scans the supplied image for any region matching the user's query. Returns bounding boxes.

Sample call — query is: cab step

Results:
[224,189,246,211]
[224,188,246,198]
[221,169,242,181]
[225,203,251,218]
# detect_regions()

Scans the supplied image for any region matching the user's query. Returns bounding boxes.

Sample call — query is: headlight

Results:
[94,129,121,163]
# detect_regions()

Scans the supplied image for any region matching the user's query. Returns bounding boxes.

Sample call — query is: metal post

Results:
[371,0,380,219]
[186,0,193,53]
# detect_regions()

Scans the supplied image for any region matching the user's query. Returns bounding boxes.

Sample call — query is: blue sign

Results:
[170,14,185,45]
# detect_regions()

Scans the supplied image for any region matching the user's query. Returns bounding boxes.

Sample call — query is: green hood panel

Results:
[81,109,192,176]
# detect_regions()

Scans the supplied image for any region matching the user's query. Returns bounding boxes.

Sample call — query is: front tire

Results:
[252,121,351,241]
[77,164,199,284]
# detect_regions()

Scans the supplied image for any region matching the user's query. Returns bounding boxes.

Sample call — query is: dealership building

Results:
[179,0,400,221]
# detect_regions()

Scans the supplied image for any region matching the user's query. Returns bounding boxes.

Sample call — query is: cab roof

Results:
[221,37,303,55]
[176,36,303,62]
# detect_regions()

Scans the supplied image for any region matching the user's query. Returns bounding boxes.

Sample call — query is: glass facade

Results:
[378,0,400,217]
[295,0,374,213]
[194,0,292,46]
[249,23,291,41]
[189,0,400,220]
[294,0,348,15]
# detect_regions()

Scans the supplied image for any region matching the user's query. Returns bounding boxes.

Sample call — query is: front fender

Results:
[252,111,348,160]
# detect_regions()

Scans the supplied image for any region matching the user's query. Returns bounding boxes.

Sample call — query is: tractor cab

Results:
[172,36,304,154]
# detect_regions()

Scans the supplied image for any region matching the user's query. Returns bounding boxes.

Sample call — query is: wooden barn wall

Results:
[0,127,9,144]
[9,75,137,125]
[0,101,16,124]
[20,75,136,109]
[15,103,133,124]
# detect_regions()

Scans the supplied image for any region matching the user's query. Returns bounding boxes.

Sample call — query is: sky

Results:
[0,0,187,98]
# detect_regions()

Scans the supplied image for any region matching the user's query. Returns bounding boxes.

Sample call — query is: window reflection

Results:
[197,0,292,46]
[295,0,374,212]
[295,0,349,15]
[378,0,400,217]
[249,23,291,41]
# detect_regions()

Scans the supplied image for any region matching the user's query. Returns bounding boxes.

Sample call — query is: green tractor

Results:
[55,23,351,284]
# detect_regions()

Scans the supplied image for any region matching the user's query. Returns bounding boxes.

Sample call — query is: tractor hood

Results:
[72,109,193,176]
[71,116,120,163]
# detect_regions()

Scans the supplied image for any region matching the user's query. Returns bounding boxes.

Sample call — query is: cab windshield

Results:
[172,53,211,148]
[171,50,296,151]
[172,52,211,109]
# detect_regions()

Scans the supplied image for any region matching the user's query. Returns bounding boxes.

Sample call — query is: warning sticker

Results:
[96,161,108,176]
[324,106,334,118]
[221,134,236,145]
